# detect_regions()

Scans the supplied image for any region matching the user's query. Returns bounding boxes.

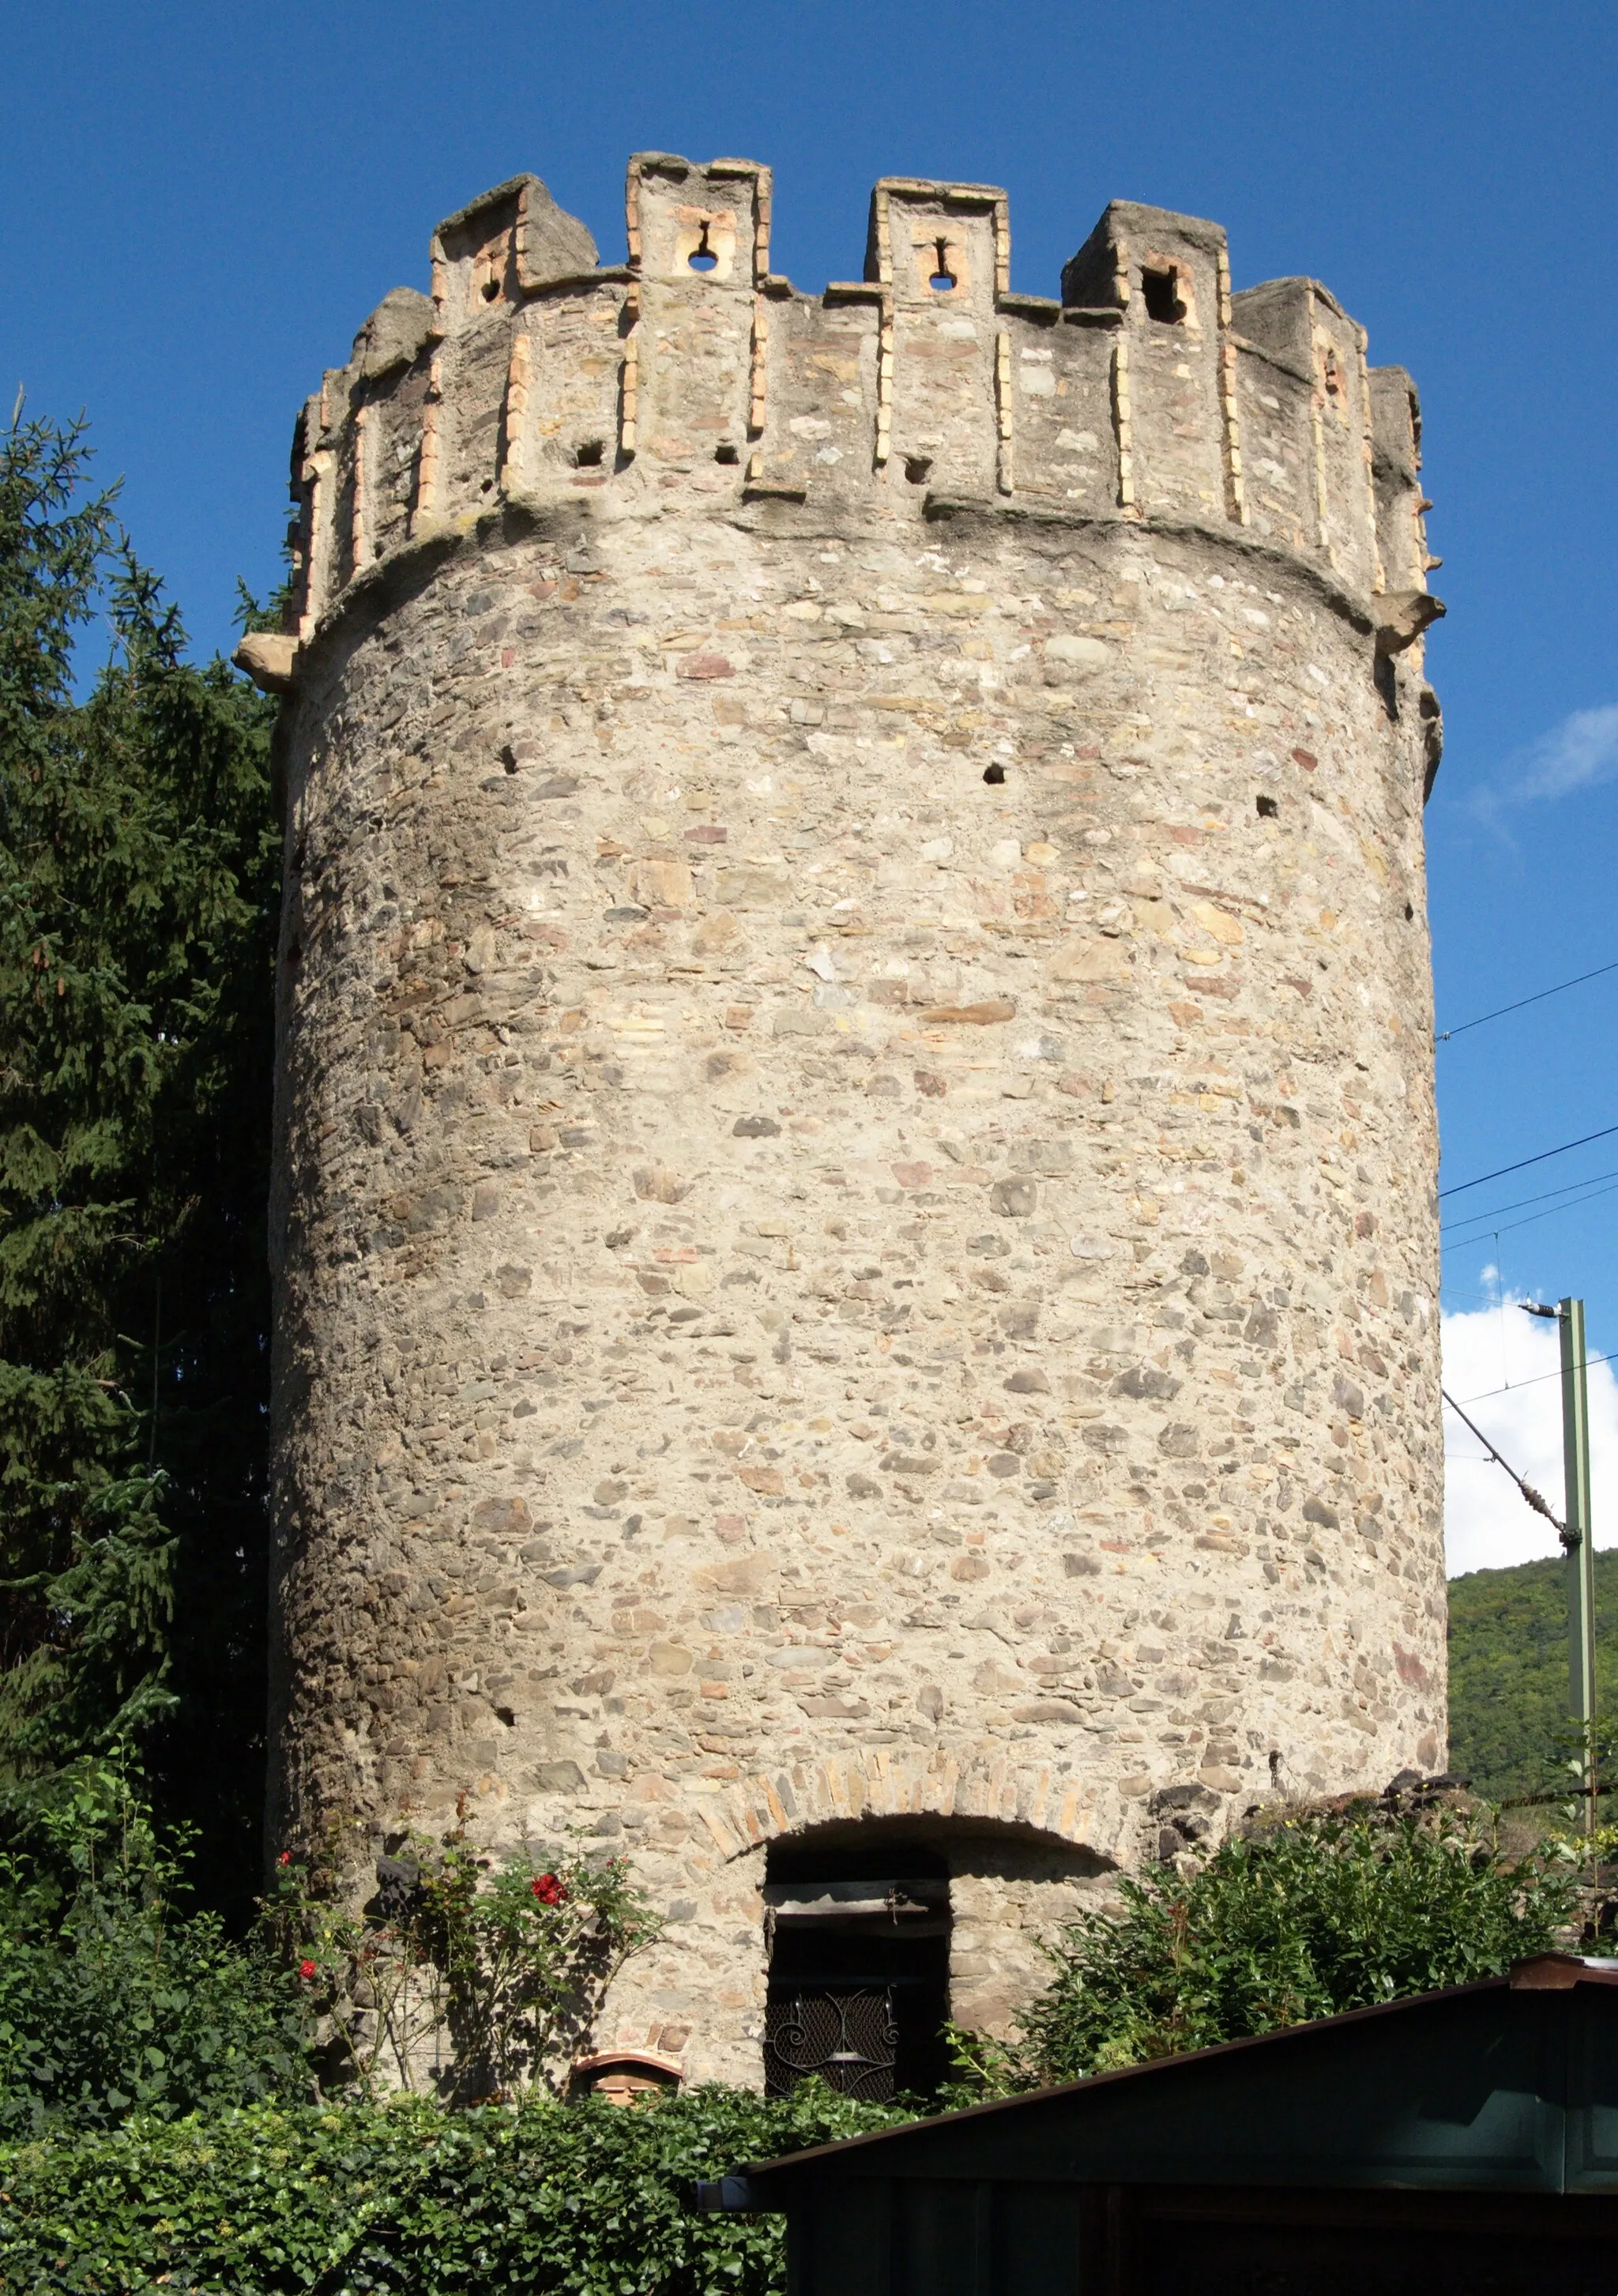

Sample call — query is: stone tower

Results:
[246,156,1447,2090]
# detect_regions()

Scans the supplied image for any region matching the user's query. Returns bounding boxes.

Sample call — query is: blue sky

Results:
[8,0,1618,1571]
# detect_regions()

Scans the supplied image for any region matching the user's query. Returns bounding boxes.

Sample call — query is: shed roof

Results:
[724,1955,1618,2202]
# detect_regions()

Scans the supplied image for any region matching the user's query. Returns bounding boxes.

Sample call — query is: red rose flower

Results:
[530,1872,567,1906]
[299,1958,318,1980]
[277,1850,292,1867]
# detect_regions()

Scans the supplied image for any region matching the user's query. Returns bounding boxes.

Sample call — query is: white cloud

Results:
[1442,1293,1618,1575]
[1517,702,1618,800]
[1472,701,1618,815]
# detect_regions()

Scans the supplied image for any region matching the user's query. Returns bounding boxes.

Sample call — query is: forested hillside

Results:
[1447,1549,1618,1802]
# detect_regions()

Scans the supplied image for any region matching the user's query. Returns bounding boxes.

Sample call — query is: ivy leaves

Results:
[0,2084,911,2294]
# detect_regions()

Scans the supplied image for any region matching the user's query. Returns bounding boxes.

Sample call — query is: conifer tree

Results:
[0,409,280,1904]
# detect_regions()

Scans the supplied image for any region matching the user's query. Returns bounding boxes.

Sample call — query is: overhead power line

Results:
[1437,955,1618,1043]
[1439,1122,1618,1201]
[1441,1162,1618,1234]
[1440,1387,1564,1535]
[1449,1348,1618,1408]
[1439,1173,1618,1252]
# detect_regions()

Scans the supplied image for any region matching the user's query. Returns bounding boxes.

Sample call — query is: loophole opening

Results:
[481,277,501,303]
[929,238,957,292]
[982,762,1006,785]
[904,455,932,485]
[1375,653,1398,723]
[1142,266,1182,323]
[688,223,719,273]
[574,439,605,468]
[715,442,740,465]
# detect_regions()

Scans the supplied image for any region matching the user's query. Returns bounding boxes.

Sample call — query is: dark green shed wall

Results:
[737,1969,1618,2296]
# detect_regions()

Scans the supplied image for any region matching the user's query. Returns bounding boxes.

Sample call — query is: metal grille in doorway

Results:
[764,1987,900,2102]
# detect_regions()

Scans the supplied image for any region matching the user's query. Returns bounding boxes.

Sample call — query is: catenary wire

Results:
[1438,1122,1618,1200]
[1439,1174,1618,1251]
[1436,956,1618,1043]
[1449,1349,1618,1409]
[1440,1161,1618,1236]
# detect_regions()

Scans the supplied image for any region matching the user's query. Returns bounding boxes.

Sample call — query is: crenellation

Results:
[998,304,1120,514]
[1228,295,1317,561]
[864,177,1011,303]
[290,389,341,639]
[1064,203,1235,529]
[623,160,773,484]
[322,367,373,598]
[1229,277,1398,597]
[277,165,1427,665]
[753,292,880,506]
[412,352,444,535]
[1110,333,1136,510]
[1353,329,1387,597]
[1060,205,1131,314]
[352,286,434,384]
[430,175,600,330]
[437,307,514,510]
[1310,289,1382,593]
[363,352,432,565]
[879,181,1006,499]
[1228,276,1318,382]
[627,153,770,287]
[255,152,1446,2096]
[1368,365,1428,593]
[346,399,371,578]
[500,329,532,492]
[286,402,317,640]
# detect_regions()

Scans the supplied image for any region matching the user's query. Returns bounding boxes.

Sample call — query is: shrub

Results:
[268,1829,663,2101]
[0,2084,912,2294]
[1008,1801,1578,2085]
[0,1760,307,2134]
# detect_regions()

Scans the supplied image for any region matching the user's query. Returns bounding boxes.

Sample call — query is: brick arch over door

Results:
[696,1746,1127,1864]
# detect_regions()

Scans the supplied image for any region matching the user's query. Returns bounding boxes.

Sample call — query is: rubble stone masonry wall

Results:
[259,156,1447,2082]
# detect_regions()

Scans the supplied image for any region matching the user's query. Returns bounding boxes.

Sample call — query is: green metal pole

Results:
[1560,1297,1597,1833]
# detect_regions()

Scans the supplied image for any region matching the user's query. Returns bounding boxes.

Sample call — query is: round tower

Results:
[250,157,1447,2087]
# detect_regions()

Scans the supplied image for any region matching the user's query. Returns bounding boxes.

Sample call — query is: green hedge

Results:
[0,2085,911,2294]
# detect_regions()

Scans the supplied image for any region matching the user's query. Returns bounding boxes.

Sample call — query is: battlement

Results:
[278,156,1436,650]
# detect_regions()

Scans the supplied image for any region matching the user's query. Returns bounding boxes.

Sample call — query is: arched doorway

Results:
[762,1838,951,2101]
